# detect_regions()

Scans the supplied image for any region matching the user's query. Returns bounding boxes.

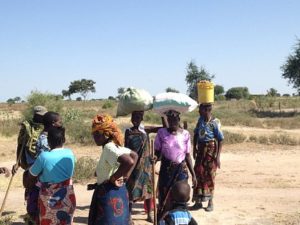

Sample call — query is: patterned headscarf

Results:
[91,114,124,146]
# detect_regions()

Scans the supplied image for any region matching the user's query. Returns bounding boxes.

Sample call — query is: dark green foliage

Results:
[185,61,214,100]
[215,85,225,96]
[165,87,179,93]
[225,87,250,100]
[281,39,300,94]
[64,79,96,100]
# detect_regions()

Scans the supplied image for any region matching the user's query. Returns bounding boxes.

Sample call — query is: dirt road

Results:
[1,142,300,225]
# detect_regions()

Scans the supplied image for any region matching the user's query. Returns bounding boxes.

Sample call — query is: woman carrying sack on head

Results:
[88,114,138,225]
[153,110,197,220]
[124,111,163,223]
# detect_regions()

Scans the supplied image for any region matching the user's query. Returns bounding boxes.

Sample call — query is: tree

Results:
[281,39,300,94]
[14,96,21,103]
[65,79,96,100]
[62,89,71,100]
[225,87,250,100]
[7,98,15,105]
[266,88,279,97]
[117,87,126,99]
[185,61,214,100]
[214,85,225,96]
[165,87,179,93]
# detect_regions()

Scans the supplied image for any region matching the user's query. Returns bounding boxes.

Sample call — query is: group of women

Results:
[1,102,224,225]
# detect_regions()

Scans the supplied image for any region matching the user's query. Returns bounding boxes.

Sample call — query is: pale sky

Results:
[0,0,299,102]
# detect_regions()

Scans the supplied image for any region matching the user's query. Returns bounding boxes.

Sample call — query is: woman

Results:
[29,126,76,225]
[88,114,138,225]
[191,103,224,212]
[125,111,161,222]
[154,110,197,219]
[25,111,63,225]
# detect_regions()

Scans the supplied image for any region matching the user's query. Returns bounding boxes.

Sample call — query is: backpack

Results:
[18,120,44,169]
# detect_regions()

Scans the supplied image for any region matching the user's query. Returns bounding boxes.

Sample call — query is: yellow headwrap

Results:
[91,114,124,146]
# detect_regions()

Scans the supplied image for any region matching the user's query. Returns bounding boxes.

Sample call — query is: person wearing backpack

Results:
[12,106,47,173]
[191,103,224,212]
[11,106,47,225]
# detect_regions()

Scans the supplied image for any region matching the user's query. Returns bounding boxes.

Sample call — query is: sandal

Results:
[205,205,214,212]
[189,202,203,210]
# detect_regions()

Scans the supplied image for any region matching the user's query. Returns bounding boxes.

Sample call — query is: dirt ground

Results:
[1,137,300,225]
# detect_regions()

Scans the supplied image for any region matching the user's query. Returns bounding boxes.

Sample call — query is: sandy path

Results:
[1,143,300,224]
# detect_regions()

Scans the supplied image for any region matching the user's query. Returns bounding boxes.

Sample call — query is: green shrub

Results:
[102,100,113,109]
[65,120,93,145]
[144,111,162,124]
[223,130,246,144]
[73,157,97,182]
[23,91,63,120]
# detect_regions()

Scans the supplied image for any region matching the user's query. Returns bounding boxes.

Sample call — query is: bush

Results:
[65,120,93,145]
[225,87,250,100]
[102,100,113,109]
[73,157,97,182]
[269,134,298,146]
[143,111,162,124]
[223,130,246,144]
[23,91,63,120]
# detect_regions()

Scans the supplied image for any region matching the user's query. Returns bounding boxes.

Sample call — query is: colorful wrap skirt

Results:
[39,179,76,225]
[193,140,218,201]
[88,182,130,225]
[158,157,188,218]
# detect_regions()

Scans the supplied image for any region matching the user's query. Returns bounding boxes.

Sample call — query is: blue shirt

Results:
[29,148,75,183]
[194,116,224,143]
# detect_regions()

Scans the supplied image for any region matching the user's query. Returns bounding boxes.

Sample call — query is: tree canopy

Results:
[185,61,214,100]
[165,87,179,93]
[225,87,250,100]
[63,79,96,100]
[281,39,300,94]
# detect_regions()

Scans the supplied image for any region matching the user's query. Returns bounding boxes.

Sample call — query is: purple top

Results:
[154,128,191,164]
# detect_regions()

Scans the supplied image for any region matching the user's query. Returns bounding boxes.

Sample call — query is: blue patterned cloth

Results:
[194,117,224,143]
[88,183,130,225]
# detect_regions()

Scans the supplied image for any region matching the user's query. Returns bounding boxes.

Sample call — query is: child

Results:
[159,181,198,225]
[191,103,224,211]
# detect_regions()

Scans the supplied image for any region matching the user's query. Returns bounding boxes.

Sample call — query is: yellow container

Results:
[197,80,214,103]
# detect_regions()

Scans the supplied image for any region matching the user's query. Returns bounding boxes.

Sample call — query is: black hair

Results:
[171,181,190,203]
[47,126,66,149]
[43,111,60,128]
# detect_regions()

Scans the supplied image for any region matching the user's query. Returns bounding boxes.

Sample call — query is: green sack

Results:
[117,87,153,116]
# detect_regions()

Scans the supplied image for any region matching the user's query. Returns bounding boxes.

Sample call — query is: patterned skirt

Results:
[193,141,218,201]
[39,180,76,225]
[158,157,188,219]
[125,131,152,202]
[88,182,130,225]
